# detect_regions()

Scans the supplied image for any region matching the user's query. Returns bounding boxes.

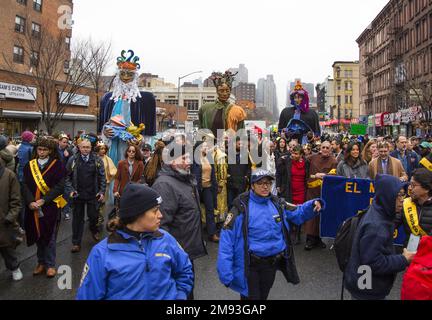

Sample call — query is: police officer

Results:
[217,169,325,300]
[76,183,194,300]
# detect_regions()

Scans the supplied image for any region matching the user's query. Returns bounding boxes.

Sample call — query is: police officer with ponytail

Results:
[217,169,325,300]
[77,183,194,300]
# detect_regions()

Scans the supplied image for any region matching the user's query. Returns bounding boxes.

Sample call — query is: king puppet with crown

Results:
[99,50,156,166]
[278,80,321,144]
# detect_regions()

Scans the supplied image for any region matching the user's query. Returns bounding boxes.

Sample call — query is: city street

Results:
[0,210,404,300]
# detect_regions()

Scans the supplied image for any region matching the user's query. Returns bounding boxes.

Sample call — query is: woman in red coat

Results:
[113,145,144,198]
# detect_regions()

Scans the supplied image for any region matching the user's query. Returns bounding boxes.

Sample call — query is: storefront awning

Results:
[3,110,96,121]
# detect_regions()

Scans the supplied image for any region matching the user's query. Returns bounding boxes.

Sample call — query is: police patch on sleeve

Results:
[80,263,90,287]
[223,212,235,230]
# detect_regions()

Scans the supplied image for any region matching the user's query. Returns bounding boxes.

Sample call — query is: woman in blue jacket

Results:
[76,183,194,300]
[217,169,325,300]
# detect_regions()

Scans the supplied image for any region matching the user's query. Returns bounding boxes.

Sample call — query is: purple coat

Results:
[23,159,66,246]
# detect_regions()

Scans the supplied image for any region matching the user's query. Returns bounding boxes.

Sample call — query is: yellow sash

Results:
[420,157,432,172]
[403,197,427,236]
[30,159,67,209]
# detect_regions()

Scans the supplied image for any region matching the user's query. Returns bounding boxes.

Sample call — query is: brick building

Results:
[232,82,256,102]
[357,0,432,136]
[0,0,98,137]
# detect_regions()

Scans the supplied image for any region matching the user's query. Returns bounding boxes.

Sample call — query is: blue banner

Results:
[320,176,406,246]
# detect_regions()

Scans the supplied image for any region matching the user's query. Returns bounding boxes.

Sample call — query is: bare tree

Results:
[77,38,112,132]
[2,17,110,135]
[395,66,432,113]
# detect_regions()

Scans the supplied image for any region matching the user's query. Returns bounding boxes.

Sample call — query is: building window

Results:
[30,51,39,67]
[17,0,27,5]
[15,16,26,33]
[33,0,42,12]
[64,60,70,73]
[345,95,349,104]
[32,22,41,38]
[13,46,24,64]
[65,36,71,50]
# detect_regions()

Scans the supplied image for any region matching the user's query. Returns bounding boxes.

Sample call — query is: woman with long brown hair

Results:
[143,140,165,186]
[113,144,144,198]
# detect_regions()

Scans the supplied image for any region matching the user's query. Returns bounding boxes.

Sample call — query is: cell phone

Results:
[407,234,421,253]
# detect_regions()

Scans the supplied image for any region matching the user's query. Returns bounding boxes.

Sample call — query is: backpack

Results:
[401,235,432,300]
[332,208,368,300]
[333,208,368,273]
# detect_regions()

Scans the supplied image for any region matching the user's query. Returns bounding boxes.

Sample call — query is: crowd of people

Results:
[0,126,431,300]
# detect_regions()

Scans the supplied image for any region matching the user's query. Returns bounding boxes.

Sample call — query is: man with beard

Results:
[152,142,207,300]
[304,140,337,250]
[99,50,156,166]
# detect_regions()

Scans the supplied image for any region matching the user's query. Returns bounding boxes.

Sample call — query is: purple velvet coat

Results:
[23,158,66,246]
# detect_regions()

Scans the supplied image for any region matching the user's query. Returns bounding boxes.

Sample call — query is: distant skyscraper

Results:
[192,77,203,87]
[256,75,278,118]
[229,64,248,88]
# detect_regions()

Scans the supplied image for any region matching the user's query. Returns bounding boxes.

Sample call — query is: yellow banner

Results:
[403,197,427,236]
[308,179,323,189]
[30,160,67,209]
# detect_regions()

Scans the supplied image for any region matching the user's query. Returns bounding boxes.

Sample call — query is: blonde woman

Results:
[361,139,378,164]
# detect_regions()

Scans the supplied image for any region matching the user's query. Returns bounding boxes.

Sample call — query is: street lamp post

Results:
[177,71,202,130]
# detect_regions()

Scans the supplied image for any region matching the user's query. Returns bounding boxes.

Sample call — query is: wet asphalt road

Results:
[0,209,403,300]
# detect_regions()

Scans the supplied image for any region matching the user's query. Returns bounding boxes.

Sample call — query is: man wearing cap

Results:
[77,183,193,300]
[142,143,152,167]
[152,142,207,299]
[217,169,325,300]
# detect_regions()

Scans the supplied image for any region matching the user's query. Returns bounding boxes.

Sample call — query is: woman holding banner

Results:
[22,137,67,278]
[336,142,369,179]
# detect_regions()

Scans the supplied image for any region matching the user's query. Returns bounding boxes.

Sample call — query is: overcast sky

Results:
[72,0,389,110]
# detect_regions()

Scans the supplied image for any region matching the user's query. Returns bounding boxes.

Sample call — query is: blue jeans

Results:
[37,228,57,268]
[202,187,217,236]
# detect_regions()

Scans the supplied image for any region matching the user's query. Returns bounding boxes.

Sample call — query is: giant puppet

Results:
[278,81,321,144]
[99,50,156,166]
[199,70,247,136]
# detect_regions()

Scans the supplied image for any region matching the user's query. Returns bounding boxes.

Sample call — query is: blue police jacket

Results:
[76,229,193,300]
[217,191,325,297]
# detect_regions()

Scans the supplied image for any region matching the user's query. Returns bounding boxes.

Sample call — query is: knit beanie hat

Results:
[21,131,35,143]
[0,135,8,151]
[119,183,162,220]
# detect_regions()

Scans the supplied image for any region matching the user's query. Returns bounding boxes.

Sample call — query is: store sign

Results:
[375,113,383,127]
[0,82,37,101]
[400,106,422,124]
[59,92,90,107]
[393,112,401,125]
[383,113,393,126]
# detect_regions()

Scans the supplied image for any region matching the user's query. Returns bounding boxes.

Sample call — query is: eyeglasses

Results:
[127,150,136,153]
[410,182,421,188]
[255,181,272,187]
[397,192,406,199]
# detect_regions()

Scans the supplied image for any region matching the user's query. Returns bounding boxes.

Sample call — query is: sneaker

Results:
[12,268,23,281]
[64,213,71,221]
